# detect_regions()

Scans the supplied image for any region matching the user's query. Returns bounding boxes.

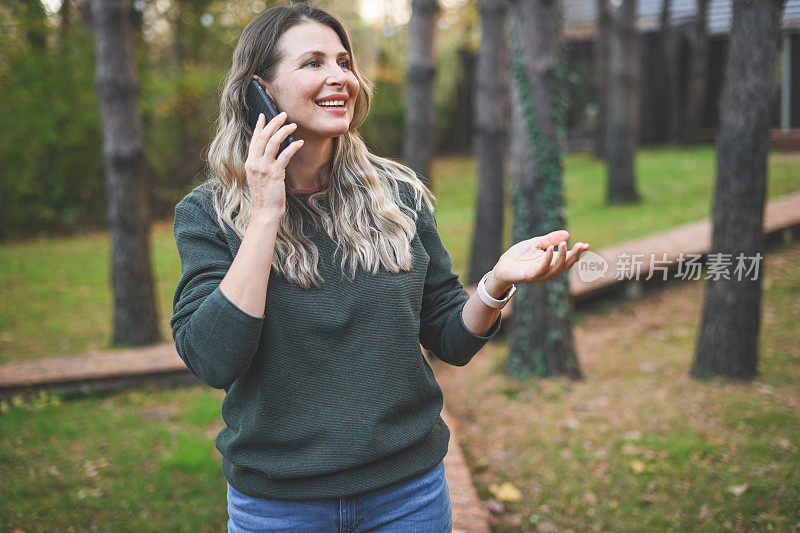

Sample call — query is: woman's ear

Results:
[252,74,270,95]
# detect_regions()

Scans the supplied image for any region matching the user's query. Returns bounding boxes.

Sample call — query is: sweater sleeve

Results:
[170,188,265,390]
[416,198,502,367]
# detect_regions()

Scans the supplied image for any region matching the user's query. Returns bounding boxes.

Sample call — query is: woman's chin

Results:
[299,120,351,141]
[322,124,351,138]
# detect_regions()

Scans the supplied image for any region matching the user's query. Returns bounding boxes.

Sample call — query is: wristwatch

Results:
[477,271,517,309]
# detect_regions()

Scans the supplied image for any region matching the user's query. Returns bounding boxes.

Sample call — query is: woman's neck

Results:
[285,135,333,191]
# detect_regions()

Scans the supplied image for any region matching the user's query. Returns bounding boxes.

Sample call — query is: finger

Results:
[530,245,554,280]
[564,242,584,270]
[540,241,568,280]
[535,230,570,250]
[554,241,568,268]
[247,113,266,158]
[264,122,299,160]
[564,242,588,269]
[249,112,287,160]
[275,139,305,168]
[249,111,286,159]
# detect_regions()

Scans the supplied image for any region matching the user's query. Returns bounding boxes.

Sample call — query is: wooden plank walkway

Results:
[3,192,798,398]
[696,128,800,150]
[496,190,800,315]
[1,191,798,533]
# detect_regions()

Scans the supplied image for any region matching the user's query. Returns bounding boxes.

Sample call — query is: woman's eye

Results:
[304,59,350,69]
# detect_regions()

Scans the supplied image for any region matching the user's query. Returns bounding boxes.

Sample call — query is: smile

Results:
[315,102,347,115]
[315,100,346,107]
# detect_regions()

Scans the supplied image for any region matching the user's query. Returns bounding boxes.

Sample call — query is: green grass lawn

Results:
[1,239,797,532]
[433,146,800,277]
[0,146,798,363]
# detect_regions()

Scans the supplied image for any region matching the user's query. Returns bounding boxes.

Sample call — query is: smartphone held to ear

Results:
[246,79,295,156]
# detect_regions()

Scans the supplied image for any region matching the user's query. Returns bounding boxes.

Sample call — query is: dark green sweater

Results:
[170,180,501,500]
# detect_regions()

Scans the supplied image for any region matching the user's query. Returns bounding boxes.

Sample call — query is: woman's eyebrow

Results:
[296,50,351,61]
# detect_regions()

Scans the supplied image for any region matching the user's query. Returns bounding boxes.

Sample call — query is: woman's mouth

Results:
[315,100,347,115]
[315,99,346,107]
[314,97,347,115]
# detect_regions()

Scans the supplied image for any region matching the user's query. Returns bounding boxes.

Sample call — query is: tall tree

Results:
[605,0,641,203]
[659,0,681,143]
[90,0,160,346]
[691,0,786,380]
[593,0,611,159]
[685,0,711,140]
[468,0,509,285]
[451,45,477,154]
[506,0,582,380]
[402,0,440,187]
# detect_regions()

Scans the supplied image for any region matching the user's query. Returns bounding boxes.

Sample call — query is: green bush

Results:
[0,27,105,240]
[139,64,225,220]
[0,12,466,241]
[359,77,406,158]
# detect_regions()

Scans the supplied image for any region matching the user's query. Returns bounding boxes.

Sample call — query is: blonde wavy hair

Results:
[204,2,436,290]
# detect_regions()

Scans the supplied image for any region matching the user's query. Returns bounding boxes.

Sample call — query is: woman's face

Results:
[257,22,360,142]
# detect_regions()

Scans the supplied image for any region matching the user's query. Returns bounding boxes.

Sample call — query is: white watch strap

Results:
[477,271,517,309]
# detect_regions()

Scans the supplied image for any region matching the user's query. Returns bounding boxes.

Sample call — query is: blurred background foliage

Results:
[0,0,489,241]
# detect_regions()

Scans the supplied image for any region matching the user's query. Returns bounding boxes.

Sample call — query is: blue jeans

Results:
[226,460,452,532]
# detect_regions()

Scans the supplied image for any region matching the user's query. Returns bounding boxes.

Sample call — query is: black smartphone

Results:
[246,79,294,156]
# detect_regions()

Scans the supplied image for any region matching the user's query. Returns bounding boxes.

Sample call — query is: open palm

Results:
[493,230,590,285]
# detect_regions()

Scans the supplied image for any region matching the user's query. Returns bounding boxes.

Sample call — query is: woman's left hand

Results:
[492,230,590,287]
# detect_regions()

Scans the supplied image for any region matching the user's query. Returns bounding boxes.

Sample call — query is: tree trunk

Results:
[605,0,641,204]
[452,46,477,154]
[629,1,642,153]
[685,0,710,140]
[90,0,160,346]
[506,0,582,381]
[402,0,440,187]
[690,0,785,381]
[659,0,681,143]
[593,0,611,159]
[468,0,509,285]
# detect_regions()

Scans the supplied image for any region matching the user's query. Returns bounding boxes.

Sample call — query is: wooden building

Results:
[561,0,800,149]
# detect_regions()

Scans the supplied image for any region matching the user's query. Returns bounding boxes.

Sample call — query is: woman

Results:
[171,2,589,531]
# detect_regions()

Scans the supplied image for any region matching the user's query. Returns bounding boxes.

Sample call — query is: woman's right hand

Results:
[244,112,304,219]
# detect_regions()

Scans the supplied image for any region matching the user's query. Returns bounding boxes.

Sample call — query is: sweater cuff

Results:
[448,302,502,358]
[214,285,266,321]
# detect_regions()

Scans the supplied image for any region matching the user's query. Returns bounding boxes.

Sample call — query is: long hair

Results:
[204,2,435,290]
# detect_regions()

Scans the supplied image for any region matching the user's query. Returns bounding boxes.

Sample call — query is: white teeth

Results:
[316,100,345,107]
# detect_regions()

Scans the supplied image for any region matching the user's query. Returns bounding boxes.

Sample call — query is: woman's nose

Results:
[326,65,348,86]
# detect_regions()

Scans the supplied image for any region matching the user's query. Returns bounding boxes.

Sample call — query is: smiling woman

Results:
[172,1,467,530]
[201,1,432,292]
[251,24,360,152]
[170,1,584,531]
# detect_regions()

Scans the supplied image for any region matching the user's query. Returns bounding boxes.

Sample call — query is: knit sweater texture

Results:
[170,180,502,500]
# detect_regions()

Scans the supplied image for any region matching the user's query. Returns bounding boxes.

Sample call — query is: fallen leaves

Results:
[486,497,504,514]
[630,459,647,474]
[726,484,748,496]
[488,481,523,502]
[591,461,610,477]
